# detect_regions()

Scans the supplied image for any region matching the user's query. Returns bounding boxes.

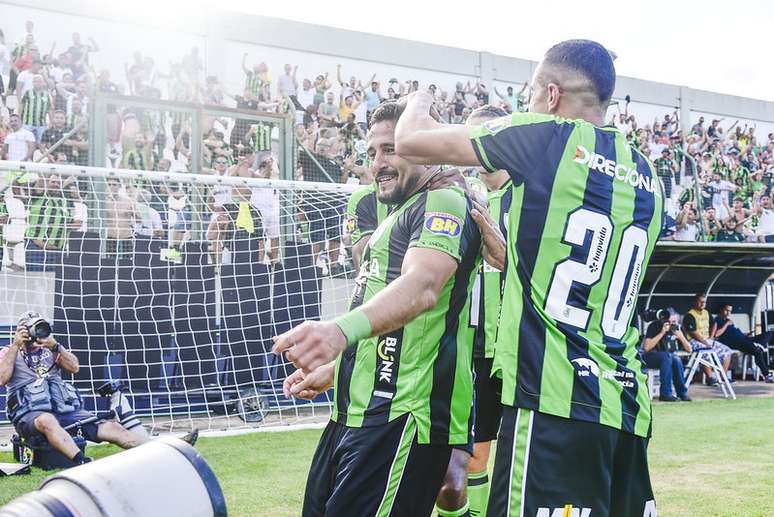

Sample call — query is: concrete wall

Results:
[3,0,774,127]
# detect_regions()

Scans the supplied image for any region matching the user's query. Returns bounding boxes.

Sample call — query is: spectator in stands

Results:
[3,113,35,161]
[26,174,70,271]
[134,189,164,239]
[67,183,87,234]
[728,196,752,236]
[250,154,281,263]
[715,217,746,242]
[104,178,136,260]
[0,29,10,103]
[641,309,692,401]
[318,92,339,128]
[1,178,28,271]
[683,293,734,384]
[364,80,382,123]
[702,206,721,241]
[65,125,89,166]
[242,54,270,97]
[40,109,69,161]
[672,205,699,241]
[754,193,774,242]
[711,304,774,383]
[296,78,315,121]
[20,73,51,142]
[691,116,705,136]
[123,135,151,171]
[707,172,736,220]
[277,64,300,109]
[654,148,678,214]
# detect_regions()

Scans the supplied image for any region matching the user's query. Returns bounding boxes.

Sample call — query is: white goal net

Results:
[0,160,360,434]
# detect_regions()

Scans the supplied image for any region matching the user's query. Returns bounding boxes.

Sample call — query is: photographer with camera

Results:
[0,311,191,465]
[641,308,693,402]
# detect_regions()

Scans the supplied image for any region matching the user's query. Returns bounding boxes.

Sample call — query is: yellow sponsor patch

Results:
[424,212,462,237]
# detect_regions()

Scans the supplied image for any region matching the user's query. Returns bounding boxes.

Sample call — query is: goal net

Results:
[0,160,360,434]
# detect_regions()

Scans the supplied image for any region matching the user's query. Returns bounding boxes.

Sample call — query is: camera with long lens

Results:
[642,308,670,322]
[18,311,52,346]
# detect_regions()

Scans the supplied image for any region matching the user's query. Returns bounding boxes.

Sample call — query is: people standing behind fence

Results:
[104,177,136,260]
[2,113,35,161]
[754,193,774,242]
[1,177,28,271]
[711,304,774,383]
[683,293,734,385]
[641,309,693,401]
[25,173,70,271]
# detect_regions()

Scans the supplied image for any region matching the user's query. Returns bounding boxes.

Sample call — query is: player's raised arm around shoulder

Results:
[394,91,480,167]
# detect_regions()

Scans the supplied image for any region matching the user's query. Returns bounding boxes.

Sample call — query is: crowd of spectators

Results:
[609,104,774,243]
[1,16,773,272]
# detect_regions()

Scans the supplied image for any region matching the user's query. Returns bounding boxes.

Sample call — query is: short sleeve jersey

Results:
[469,112,664,438]
[332,186,482,446]
[345,184,389,245]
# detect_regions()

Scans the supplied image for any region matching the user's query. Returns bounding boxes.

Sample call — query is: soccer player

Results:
[463,105,512,517]
[394,40,661,516]
[274,101,481,517]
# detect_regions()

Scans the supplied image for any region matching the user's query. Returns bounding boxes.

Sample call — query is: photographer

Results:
[0,311,194,464]
[641,309,692,402]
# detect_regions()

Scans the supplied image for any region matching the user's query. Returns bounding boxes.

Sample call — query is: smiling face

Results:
[367,120,428,204]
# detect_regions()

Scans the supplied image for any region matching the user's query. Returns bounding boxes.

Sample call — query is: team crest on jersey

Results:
[482,115,511,135]
[344,215,357,235]
[424,212,462,237]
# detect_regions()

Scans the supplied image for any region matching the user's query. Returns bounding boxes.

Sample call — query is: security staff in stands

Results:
[0,311,158,464]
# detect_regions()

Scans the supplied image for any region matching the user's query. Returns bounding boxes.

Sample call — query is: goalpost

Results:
[0,160,360,435]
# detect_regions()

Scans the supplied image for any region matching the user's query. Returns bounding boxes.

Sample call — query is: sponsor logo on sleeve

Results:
[344,215,357,235]
[482,115,511,135]
[424,212,462,237]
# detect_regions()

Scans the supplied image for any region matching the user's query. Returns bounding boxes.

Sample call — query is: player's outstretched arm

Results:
[395,91,480,167]
[273,247,457,373]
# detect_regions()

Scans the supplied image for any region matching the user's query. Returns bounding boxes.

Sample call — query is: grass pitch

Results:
[2,397,773,516]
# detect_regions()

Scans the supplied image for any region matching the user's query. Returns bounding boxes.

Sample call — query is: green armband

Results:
[334,309,372,346]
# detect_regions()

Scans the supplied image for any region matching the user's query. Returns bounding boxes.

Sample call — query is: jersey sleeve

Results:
[468,112,562,182]
[407,187,468,262]
[346,187,378,244]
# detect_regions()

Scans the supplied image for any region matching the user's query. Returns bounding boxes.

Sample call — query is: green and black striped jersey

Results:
[472,179,512,359]
[250,123,273,153]
[21,90,51,127]
[344,183,389,245]
[333,186,482,445]
[26,194,70,249]
[469,112,663,438]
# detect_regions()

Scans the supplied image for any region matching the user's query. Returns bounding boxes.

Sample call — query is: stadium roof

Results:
[641,242,774,316]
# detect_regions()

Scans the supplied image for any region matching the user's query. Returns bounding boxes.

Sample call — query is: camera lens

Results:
[30,319,52,339]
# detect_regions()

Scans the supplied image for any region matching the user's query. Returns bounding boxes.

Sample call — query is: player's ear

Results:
[546,83,562,114]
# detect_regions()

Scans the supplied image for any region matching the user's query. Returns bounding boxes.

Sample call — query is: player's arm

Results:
[273,246,457,373]
[394,91,480,166]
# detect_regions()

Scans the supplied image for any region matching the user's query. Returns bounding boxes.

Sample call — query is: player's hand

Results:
[282,362,335,400]
[272,321,347,374]
[13,326,29,349]
[471,200,506,271]
[38,335,57,349]
[397,91,442,122]
[427,167,467,191]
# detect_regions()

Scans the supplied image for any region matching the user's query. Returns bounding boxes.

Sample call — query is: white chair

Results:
[646,369,660,400]
[684,348,736,399]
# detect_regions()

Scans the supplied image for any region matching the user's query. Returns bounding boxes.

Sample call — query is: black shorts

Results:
[489,407,656,517]
[303,413,452,517]
[473,357,502,443]
[15,409,104,443]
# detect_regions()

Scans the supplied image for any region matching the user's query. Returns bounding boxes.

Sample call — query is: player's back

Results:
[470,113,663,437]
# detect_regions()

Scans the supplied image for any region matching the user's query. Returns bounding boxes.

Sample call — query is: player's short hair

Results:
[543,39,616,105]
[369,100,404,127]
[468,105,508,121]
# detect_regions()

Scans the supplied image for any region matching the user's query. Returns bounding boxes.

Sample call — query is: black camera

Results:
[667,323,679,334]
[18,311,52,345]
[642,308,670,322]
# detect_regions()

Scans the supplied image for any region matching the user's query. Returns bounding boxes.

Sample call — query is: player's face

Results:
[367,120,426,204]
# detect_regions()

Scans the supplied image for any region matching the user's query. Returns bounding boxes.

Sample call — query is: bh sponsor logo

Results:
[571,358,600,378]
[424,212,462,237]
[573,145,659,195]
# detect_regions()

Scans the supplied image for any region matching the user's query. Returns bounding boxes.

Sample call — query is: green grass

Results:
[2,398,774,516]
